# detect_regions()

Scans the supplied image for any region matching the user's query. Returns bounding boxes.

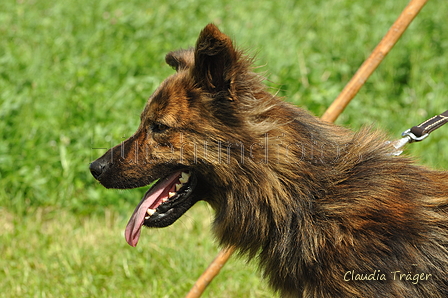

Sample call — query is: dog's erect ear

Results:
[192,24,239,95]
[165,49,194,71]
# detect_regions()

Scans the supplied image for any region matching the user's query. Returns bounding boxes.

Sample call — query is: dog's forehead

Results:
[141,74,194,124]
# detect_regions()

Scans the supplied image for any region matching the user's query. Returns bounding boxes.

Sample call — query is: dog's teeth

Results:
[147,209,156,216]
[145,216,150,220]
[168,192,176,198]
[162,197,169,202]
[179,172,191,184]
[175,183,182,191]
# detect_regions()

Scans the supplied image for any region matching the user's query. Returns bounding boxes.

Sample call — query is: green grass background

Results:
[1,0,447,297]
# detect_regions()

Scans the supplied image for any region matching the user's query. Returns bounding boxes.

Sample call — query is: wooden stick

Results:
[185,0,429,297]
[321,0,429,122]
[184,246,236,298]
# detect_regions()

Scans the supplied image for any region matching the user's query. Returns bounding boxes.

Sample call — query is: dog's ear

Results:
[192,24,239,96]
[165,49,194,71]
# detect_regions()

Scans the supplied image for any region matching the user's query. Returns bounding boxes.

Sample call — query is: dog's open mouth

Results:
[125,170,196,247]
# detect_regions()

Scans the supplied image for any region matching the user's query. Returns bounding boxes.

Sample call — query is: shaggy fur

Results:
[90,24,448,297]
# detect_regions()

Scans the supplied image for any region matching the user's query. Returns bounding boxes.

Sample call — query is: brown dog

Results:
[90,24,448,297]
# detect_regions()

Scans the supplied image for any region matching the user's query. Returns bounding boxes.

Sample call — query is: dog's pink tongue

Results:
[125,172,181,247]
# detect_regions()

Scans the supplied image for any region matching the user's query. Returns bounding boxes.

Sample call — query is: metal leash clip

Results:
[401,128,429,143]
[390,110,448,156]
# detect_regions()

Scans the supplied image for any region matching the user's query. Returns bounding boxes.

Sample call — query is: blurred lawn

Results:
[0,0,447,297]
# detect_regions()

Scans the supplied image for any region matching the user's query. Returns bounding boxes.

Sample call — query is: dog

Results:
[90,24,448,297]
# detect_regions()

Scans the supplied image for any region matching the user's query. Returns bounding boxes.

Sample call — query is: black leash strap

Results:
[402,110,448,142]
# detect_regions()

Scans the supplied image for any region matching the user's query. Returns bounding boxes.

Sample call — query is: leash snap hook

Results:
[401,128,429,143]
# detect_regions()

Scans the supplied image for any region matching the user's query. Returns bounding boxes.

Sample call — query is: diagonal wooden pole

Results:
[185,246,236,298]
[185,0,429,297]
[321,0,429,122]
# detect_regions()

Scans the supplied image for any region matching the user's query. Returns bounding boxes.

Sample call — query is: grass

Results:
[1,0,447,297]
[0,204,273,297]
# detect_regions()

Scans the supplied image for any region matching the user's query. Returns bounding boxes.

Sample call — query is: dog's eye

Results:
[151,122,169,133]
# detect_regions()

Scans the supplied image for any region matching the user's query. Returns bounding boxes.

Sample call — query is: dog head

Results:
[90,24,273,246]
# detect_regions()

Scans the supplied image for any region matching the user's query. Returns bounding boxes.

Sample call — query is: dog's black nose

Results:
[89,160,106,180]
